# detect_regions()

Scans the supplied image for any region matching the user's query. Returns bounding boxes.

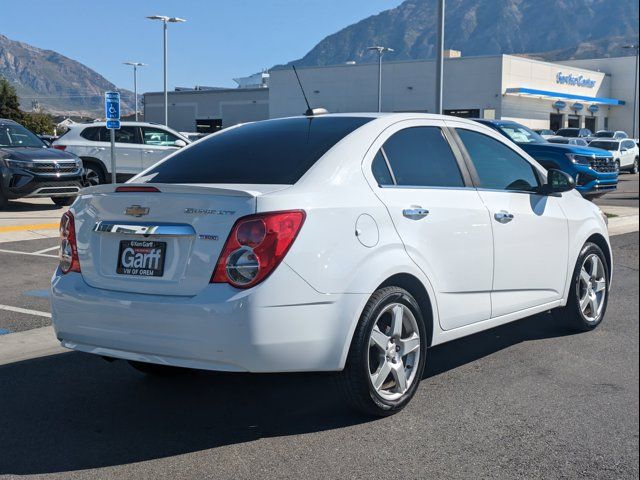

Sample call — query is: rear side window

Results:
[378,127,464,187]
[456,129,540,193]
[371,151,394,186]
[80,127,100,141]
[143,117,372,185]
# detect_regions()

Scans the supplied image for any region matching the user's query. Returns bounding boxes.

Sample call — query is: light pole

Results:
[123,62,146,121]
[623,44,639,139]
[435,0,445,114]
[146,15,186,126]
[367,46,394,112]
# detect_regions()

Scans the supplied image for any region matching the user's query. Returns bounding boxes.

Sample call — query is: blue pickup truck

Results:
[474,119,618,199]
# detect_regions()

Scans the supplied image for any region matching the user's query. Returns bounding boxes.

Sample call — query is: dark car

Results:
[0,118,85,209]
[473,119,618,199]
[555,127,593,139]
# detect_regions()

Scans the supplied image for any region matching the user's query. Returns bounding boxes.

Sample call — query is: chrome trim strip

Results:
[25,186,81,198]
[93,221,196,237]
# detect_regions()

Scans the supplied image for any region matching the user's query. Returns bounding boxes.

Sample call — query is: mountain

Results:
[286,0,639,67]
[0,34,134,117]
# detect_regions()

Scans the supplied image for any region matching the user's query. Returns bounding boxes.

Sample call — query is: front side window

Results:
[143,117,372,185]
[457,129,540,193]
[377,127,464,188]
[142,127,180,147]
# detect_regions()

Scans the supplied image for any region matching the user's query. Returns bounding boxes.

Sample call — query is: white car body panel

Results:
[51,113,612,373]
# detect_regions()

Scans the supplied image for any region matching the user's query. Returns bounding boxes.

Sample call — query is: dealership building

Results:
[145,54,637,136]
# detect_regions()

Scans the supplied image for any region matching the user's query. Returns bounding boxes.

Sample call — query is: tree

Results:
[21,112,55,135]
[0,77,55,134]
[0,77,23,121]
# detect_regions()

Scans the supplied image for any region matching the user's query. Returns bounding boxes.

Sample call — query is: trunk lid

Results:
[72,183,286,296]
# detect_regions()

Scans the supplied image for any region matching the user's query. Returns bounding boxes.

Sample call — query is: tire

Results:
[337,286,427,417]
[615,159,621,173]
[51,196,75,207]
[128,360,186,376]
[0,188,7,210]
[632,158,639,175]
[83,161,106,186]
[557,242,610,332]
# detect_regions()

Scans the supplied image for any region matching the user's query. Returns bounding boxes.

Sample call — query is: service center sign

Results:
[556,72,596,89]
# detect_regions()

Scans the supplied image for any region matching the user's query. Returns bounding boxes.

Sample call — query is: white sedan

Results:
[51,113,612,416]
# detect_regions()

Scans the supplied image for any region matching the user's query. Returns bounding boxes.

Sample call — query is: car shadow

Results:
[0,310,573,475]
[1,199,63,213]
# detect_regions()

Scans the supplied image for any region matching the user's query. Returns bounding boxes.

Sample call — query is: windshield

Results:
[589,141,619,151]
[556,128,579,137]
[496,123,545,144]
[142,116,373,185]
[0,122,46,148]
[595,131,614,138]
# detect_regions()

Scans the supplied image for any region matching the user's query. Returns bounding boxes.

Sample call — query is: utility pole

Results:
[367,46,394,112]
[435,0,445,114]
[123,62,146,121]
[147,15,186,126]
[623,44,639,139]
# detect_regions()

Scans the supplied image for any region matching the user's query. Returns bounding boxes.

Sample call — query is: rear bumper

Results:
[50,264,366,373]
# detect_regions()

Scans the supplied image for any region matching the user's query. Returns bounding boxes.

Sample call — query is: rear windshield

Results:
[141,116,372,185]
[595,131,614,138]
[589,141,619,151]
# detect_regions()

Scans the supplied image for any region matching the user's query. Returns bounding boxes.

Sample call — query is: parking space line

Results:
[0,248,58,259]
[0,304,51,318]
[0,222,59,233]
[33,246,60,254]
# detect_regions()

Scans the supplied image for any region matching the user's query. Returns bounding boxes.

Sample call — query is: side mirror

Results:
[544,169,575,195]
[174,139,187,148]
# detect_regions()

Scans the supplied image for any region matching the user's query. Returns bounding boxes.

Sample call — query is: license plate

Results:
[117,240,166,277]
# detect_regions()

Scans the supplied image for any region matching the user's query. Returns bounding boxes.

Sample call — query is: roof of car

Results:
[70,121,172,128]
[0,118,19,124]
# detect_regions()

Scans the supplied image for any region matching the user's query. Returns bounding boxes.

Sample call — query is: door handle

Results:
[96,147,106,151]
[494,211,514,224]
[143,150,155,154]
[403,208,430,219]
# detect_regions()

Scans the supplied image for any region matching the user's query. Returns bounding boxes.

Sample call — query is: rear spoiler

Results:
[81,183,258,198]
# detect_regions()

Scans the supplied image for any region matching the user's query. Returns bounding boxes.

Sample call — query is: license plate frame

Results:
[116,240,166,277]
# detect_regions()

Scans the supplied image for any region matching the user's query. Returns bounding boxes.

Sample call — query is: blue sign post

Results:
[105,92,120,183]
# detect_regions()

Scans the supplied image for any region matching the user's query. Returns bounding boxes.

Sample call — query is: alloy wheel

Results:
[367,303,421,401]
[85,167,102,186]
[577,254,607,322]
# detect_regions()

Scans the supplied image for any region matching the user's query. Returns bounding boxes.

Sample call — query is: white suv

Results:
[52,122,189,185]
[589,138,639,174]
[51,114,612,416]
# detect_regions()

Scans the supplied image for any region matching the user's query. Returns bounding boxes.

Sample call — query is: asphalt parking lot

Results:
[0,183,638,479]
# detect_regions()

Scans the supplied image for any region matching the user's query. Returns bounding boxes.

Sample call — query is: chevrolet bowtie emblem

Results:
[124,205,150,217]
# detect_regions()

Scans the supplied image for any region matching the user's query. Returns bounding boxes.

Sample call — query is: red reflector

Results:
[115,186,161,193]
[53,145,66,151]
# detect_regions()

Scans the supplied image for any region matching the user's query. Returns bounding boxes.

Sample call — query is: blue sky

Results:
[1,0,401,94]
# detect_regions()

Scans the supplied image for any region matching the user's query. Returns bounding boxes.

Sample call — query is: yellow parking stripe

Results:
[0,222,59,233]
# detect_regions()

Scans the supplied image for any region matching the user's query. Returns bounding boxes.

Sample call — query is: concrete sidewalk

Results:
[602,205,640,236]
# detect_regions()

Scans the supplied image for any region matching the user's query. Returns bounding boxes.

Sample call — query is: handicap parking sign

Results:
[105,92,121,125]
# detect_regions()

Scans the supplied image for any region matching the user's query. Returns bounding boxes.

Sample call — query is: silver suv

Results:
[52,122,190,185]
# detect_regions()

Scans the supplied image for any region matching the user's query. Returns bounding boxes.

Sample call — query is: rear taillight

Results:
[53,145,66,151]
[211,210,305,288]
[59,211,81,274]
